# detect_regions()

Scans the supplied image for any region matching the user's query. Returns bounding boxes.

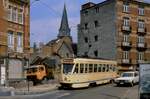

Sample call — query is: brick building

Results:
[78,0,150,72]
[0,0,30,85]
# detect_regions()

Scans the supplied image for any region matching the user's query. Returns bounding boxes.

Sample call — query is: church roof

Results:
[58,4,71,37]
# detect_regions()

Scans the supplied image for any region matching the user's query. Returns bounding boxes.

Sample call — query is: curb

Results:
[14,85,58,96]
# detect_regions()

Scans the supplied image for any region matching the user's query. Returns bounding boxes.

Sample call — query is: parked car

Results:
[114,71,139,86]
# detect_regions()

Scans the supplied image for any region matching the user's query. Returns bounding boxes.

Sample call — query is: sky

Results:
[30,0,105,46]
[30,0,150,46]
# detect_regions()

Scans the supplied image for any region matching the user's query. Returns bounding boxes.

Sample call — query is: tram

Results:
[59,58,118,88]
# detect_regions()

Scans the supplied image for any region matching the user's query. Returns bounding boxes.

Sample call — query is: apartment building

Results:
[0,0,30,85]
[78,0,150,72]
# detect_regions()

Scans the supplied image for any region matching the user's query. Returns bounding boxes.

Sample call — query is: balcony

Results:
[122,59,131,64]
[137,28,146,35]
[137,60,145,64]
[122,25,131,32]
[121,41,132,49]
[137,42,147,51]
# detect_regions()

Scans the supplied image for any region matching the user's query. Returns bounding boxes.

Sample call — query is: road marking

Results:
[56,92,70,98]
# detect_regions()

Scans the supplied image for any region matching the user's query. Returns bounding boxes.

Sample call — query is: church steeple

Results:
[58,4,71,37]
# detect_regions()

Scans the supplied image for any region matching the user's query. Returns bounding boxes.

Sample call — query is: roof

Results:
[81,0,150,11]
[46,38,60,46]
[58,4,71,37]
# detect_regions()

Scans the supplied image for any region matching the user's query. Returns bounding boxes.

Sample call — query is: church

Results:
[31,5,76,66]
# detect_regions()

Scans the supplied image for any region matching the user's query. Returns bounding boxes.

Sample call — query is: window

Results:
[123,3,129,13]
[98,64,101,72]
[95,7,99,13]
[89,64,93,73]
[102,65,106,72]
[94,35,98,41]
[94,20,99,27]
[84,37,88,43]
[138,52,144,60]
[84,52,88,56]
[138,20,145,28]
[94,64,97,72]
[123,51,129,59]
[7,5,12,21]
[123,34,129,42]
[17,32,23,47]
[8,31,14,46]
[123,17,130,26]
[83,10,88,16]
[80,64,84,73]
[12,7,17,22]
[94,50,98,57]
[74,64,79,73]
[84,23,88,29]
[106,65,109,72]
[138,36,144,43]
[138,7,144,15]
[39,67,44,71]
[18,9,23,24]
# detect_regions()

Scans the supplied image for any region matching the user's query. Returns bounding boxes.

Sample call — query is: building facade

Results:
[0,0,30,85]
[78,0,150,72]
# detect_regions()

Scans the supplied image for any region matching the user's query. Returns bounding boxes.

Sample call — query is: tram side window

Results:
[74,64,79,74]
[102,65,105,72]
[106,65,109,72]
[89,64,93,73]
[85,64,88,73]
[98,64,101,72]
[113,66,116,72]
[80,64,84,73]
[109,65,112,72]
[94,64,97,72]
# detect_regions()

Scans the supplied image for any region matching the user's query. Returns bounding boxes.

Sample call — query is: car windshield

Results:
[27,68,37,73]
[121,73,134,77]
[63,63,74,74]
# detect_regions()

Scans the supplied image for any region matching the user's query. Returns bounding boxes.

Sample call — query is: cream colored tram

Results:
[59,58,118,88]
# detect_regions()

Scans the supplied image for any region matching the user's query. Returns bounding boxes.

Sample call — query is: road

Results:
[0,84,139,99]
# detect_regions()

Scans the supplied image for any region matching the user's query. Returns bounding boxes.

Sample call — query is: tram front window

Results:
[63,64,74,74]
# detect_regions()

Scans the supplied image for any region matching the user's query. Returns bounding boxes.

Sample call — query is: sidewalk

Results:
[14,80,59,95]
[0,80,59,97]
[14,83,58,95]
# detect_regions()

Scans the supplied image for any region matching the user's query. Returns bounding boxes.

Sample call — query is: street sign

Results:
[139,63,150,99]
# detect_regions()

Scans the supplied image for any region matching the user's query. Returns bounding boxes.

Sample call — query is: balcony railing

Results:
[137,60,145,64]
[121,41,132,49]
[137,43,147,51]
[137,28,146,35]
[122,41,131,47]
[137,43,145,48]
[122,25,131,32]
[122,59,131,64]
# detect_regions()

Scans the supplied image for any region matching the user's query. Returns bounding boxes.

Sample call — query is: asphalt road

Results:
[0,84,139,99]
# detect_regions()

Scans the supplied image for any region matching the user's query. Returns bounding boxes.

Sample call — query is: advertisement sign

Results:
[139,64,150,99]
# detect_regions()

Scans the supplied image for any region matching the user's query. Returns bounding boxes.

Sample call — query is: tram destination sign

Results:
[139,63,150,99]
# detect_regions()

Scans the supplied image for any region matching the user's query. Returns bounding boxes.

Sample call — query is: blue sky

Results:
[30,0,149,46]
[30,0,105,46]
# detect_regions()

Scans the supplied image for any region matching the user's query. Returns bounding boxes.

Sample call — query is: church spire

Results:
[58,4,71,37]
